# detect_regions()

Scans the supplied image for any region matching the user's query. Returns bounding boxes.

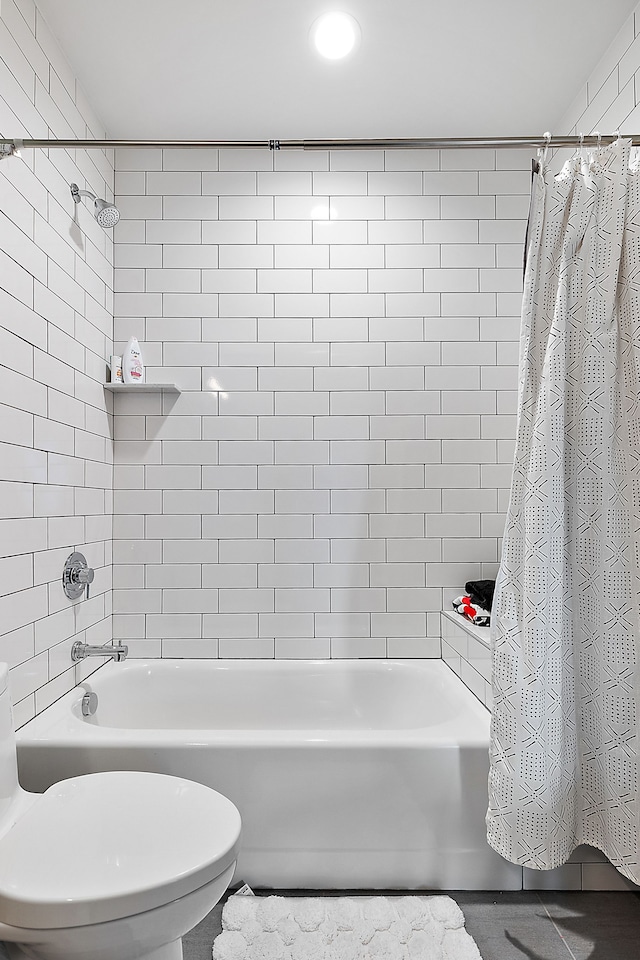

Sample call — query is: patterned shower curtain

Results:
[487,139,640,883]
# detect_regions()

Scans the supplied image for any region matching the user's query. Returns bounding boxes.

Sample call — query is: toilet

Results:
[0,665,241,960]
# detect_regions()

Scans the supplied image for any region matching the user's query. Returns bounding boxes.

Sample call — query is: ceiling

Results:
[35,0,637,140]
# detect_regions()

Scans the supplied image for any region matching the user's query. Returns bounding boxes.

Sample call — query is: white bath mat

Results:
[212,893,483,959]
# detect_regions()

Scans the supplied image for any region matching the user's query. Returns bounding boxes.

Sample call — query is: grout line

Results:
[536,893,580,960]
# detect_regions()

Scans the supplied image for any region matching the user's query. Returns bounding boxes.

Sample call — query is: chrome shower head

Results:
[70,182,120,229]
[94,197,120,228]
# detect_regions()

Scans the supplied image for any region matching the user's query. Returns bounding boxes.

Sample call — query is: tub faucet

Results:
[71,642,128,662]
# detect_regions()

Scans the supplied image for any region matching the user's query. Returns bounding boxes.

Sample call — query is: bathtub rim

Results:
[15,657,490,748]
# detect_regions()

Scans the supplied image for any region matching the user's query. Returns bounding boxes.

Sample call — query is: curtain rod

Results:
[0,134,637,154]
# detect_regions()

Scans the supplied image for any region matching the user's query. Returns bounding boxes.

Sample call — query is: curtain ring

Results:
[594,130,602,150]
[538,130,552,167]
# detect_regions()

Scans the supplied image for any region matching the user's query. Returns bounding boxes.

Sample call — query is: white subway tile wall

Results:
[112,146,529,656]
[0,0,114,725]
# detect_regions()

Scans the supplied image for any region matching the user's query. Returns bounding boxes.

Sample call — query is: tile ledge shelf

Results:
[104,382,180,393]
[441,608,490,648]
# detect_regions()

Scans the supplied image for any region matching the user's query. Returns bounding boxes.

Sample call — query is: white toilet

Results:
[0,665,241,960]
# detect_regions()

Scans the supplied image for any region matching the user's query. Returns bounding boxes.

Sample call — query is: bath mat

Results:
[212,893,483,959]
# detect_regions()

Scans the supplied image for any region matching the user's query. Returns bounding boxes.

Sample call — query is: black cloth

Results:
[464,579,495,612]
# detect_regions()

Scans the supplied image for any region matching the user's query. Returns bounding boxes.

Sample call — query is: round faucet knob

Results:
[62,552,95,600]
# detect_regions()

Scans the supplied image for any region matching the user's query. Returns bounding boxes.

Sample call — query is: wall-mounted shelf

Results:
[104,383,180,394]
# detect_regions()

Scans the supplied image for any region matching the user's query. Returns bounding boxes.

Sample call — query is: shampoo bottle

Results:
[122,336,145,384]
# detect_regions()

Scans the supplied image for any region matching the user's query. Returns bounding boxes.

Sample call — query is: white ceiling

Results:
[35,0,637,140]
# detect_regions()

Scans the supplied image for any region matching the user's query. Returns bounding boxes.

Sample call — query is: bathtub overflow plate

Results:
[81,692,98,717]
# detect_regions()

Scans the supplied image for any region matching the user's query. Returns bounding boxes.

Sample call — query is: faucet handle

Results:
[62,552,95,600]
[77,566,94,599]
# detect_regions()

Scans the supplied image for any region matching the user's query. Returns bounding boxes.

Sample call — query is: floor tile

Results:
[182,901,224,960]
[538,892,640,960]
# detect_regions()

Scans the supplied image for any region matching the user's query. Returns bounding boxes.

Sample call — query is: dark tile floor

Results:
[183,889,640,960]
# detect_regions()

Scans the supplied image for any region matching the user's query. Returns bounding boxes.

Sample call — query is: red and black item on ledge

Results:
[464,579,495,612]
[452,595,491,627]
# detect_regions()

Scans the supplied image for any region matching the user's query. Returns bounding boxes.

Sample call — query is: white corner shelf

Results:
[441,609,491,648]
[104,382,180,394]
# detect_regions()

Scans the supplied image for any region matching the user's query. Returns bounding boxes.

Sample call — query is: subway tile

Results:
[315,613,370,638]
[275,588,329,613]
[315,514,368,539]
[164,589,219,614]
[203,220,257,244]
[203,564,257,588]
[258,564,313,588]
[162,489,219,514]
[219,149,273,172]
[313,220,367,244]
[330,588,385,612]
[314,172,367,195]
[371,613,426,637]
[330,489,385,513]
[272,151,324,174]
[202,514,257,539]
[219,638,274,658]
[313,465,369,489]
[423,171,478,194]
[275,244,328,268]
[275,195,328,220]
[258,614,314,639]
[146,614,202,639]
[258,514,313,540]
[314,563,369,588]
[329,196,384,219]
[272,539,329,566]
[258,172,313,195]
[275,390,329,417]
[386,489,440,513]
[258,318,312,342]
[329,244,384,268]
[203,465,257,489]
[368,172,422,195]
[219,244,272,269]
[258,465,313,489]
[369,366,424,390]
[202,172,256,195]
[258,220,311,244]
[330,539,385,563]
[274,489,329,513]
[218,196,273,220]
[383,149,438,171]
[275,637,331,658]
[202,612,259,638]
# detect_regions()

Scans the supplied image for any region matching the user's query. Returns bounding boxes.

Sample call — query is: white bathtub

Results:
[16,658,520,890]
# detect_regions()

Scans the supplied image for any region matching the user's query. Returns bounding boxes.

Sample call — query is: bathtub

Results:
[16,658,520,890]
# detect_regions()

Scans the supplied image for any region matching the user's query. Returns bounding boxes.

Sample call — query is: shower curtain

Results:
[487,138,640,883]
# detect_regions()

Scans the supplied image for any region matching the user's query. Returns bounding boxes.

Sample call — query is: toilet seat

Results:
[0,770,241,930]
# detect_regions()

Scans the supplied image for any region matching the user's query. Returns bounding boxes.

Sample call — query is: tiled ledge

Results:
[441,609,492,710]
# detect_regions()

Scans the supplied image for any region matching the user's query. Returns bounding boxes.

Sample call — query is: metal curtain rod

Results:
[0,134,638,154]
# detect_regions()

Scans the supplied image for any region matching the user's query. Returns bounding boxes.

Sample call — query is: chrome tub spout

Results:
[71,642,128,662]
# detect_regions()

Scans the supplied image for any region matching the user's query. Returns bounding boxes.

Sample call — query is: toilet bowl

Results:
[0,665,241,960]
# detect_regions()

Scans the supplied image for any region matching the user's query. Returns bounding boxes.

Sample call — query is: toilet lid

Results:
[0,771,241,929]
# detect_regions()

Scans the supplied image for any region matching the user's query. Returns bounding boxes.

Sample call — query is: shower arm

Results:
[70,183,97,204]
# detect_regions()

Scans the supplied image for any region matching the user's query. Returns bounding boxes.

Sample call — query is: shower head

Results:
[93,197,120,228]
[70,182,120,229]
